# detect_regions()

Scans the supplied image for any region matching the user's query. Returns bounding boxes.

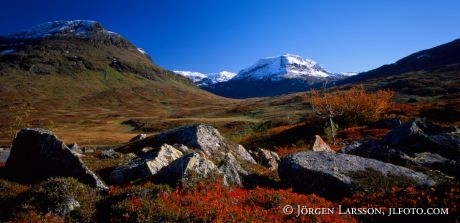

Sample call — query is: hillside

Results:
[0,20,238,144]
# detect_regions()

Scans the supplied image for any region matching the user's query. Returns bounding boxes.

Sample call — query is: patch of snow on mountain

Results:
[6,20,119,39]
[235,54,330,81]
[137,48,147,55]
[174,70,236,86]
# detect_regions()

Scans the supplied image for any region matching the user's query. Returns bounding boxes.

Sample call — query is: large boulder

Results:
[341,140,411,166]
[381,118,460,160]
[154,152,222,187]
[110,144,183,185]
[310,135,334,152]
[279,151,435,200]
[250,148,280,170]
[117,124,253,161]
[5,128,107,190]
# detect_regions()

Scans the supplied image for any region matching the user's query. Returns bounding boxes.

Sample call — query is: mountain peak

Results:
[173,70,236,86]
[5,20,119,40]
[235,54,330,81]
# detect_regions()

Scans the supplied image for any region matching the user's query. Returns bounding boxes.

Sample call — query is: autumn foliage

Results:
[310,85,394,126]
[107,181,357,223]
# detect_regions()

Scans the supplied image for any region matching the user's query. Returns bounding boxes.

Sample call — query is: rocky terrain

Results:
[0,118,459,222]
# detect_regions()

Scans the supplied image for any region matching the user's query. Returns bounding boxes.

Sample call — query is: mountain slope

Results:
[342,38,460,84]
[203,54,348,98]
[0,20,235,144]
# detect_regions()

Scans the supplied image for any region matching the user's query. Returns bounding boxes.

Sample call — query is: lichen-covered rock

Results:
[250,148,280,170]
[5,128,107,190]
[279,151,435,200]
[154,152,222,187]
[110,144,183,185]
[219,153,249,187]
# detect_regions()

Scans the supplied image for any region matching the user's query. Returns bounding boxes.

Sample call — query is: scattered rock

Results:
[219,153,249,187]
[310,135,334,152]
[110,144,183,185]
[99,148,120,160]
[381,118,460,160]
[279,151,435,200]
[341,140,411,166]
[410,152,460,178]
[154,152,222,187]
[5,128,107,190]
[250,148,280,170]
[67,143,82,154]
[81,147,94,153]
[128,134,146,143]
[234,145,256,164]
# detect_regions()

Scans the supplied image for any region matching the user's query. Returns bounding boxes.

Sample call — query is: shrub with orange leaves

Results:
[310,85,394,127]
[107,180,357,223]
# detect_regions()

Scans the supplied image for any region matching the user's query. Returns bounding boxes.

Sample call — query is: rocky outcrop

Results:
[110,144,183,185]
[250,148,280,170]
[342,119,460,177]
[310,135,334,152]
[381,118,460,160]
[5,128,107,190]
[279,151,435,200]
[154,152,222,187]
[117,124,253,160]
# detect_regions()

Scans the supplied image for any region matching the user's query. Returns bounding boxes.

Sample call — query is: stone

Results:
[5,128,107,190]
[99,148,120,159]
[341,140,411,166]
[310,135,334,152]
[234,145,256,164]
[410,152,460,178]
[381,118,460,160]
[218,153,249,187]
[250,148,280,170]
[154,152,221,187]
[67,143,82,154]
[279,151,435,200]
[110,144,183,185]
[0,147,10,163]
[128,134,146,143]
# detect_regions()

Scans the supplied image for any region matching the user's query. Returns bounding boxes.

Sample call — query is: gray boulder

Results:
[5,128,107,191]
[341,140,411,166]
[250,148,280,170]
[99,148,120,159]
[110,144,183,185]
[279,151,435,200]
[310,135,334,152]
[381,118,460,160]
[154,152,222,187]
[410,152,460,178]
[234,145,256,164]
[219,153,249,187]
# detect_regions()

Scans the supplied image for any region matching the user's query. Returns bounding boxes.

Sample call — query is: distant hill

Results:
[341,39,460,84]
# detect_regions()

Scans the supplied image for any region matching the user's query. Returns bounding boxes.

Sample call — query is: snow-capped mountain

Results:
[203,54,355,98]
[174,70,236,86]
[235,54,331,81]
[5,20,120,39]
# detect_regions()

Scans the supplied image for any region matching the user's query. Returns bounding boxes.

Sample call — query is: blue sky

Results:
[1,0,460,73]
